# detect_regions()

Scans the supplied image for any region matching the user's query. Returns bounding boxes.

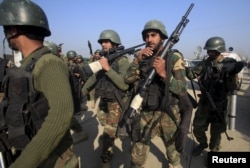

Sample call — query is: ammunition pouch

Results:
[142,82,163,111]
[95,77,126,102]
[95,77,119,101]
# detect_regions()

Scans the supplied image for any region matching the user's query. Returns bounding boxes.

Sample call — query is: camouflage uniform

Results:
[186,37,244,155]
[66,50,89,143]
[126,51,186,167]
[82,29,130,165]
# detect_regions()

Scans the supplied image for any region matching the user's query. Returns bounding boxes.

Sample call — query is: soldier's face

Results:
[100,40,112,52]
[144,31,163,51]
[207,50,220,60]
[94,53,101,59]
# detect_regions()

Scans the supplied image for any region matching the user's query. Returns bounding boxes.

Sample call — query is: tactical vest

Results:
[139,51,180,111]
[0,50,50,151]
[200,58,232,102]
[95,56,127,102]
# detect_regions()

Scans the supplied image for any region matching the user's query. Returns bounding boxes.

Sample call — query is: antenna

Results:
[194,46,202,59]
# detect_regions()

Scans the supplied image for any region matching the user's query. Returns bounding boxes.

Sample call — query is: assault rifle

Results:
[99,43,145,62]
[76,43,145,81]
[119,3,194,137]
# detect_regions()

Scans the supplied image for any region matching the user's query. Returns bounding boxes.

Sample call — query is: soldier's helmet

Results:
[229,47,233,52]
[77,55,84,61]
[98,29,121,45]
[0,0,51,37]
[142,20,168,41]
[44,41,59,56]
[94,49,101,54]
[66,50,77,59]
[204,37,226,53]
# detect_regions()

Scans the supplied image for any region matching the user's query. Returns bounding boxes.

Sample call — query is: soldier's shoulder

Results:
[118,55,129,62]
[171,49,184,59]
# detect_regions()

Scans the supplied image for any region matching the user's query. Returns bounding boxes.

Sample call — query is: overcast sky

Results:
[0,0,250,60]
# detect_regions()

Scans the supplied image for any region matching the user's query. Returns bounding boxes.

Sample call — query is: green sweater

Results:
[10,47,74,168]
[82,56,130,96]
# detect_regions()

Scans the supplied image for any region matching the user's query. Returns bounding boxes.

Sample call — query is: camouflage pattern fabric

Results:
[131,108,181,167]
[126,51,186,167]
[97,101,122,138]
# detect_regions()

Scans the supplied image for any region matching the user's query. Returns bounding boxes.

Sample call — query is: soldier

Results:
[124,20,187,168]
[81,29,130,167]
[186,37,244,156]
[65,50,89,144]
[76,55,86,67]
[88,49,102,108]
[43,40,60,57]
[89,49,101,63]
[0,0,78,167]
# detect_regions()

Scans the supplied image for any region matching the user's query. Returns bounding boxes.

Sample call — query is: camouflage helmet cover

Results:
[0,0,51,36]
[204,37,226,53]
[142,20,168,41]
[98,29,121,45]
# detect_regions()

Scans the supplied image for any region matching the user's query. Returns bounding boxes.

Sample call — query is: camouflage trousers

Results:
[97,101,122,137]
[193,96,228,150]
[97,100,122,163]
[131,105,181,168]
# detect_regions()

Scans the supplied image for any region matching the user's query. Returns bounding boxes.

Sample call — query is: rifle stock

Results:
[119,3,194,129]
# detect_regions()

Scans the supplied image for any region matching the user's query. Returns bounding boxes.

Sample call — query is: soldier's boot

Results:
[209,133,222,152]
[100,133,114,167]
[192,143,208,156]
[209,143,221,152]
